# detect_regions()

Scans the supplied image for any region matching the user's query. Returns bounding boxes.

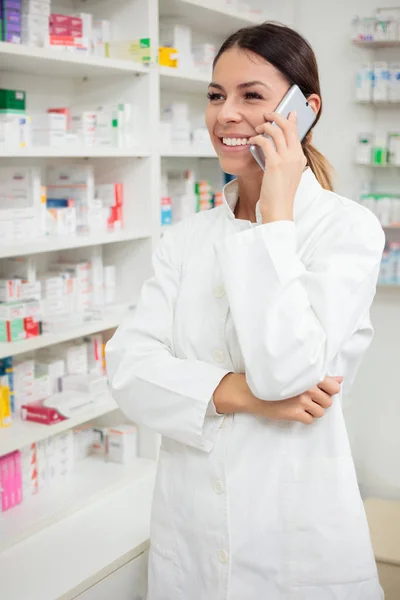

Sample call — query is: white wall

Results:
[266,0,400,499]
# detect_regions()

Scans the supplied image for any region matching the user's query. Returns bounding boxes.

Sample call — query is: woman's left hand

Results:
[248,111,307,224]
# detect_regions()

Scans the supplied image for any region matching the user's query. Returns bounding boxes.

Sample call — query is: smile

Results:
[221,137,250,146]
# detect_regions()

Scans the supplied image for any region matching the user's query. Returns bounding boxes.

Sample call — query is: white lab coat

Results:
[106,169,385,600]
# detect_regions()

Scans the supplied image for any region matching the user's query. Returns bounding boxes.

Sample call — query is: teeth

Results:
[222,137,249,146]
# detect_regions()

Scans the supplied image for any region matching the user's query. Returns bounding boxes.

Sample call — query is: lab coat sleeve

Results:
[106,226,230,452]
[215,209,385,401]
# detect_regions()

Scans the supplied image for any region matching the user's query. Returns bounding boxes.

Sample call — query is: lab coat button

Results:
[218,549,229,564]
[213,480,224,494]
[214,285,226,299]
[213,349,224,363]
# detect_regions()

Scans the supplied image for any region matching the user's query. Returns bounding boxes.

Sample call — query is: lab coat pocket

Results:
[286,456,378,586]
[150,447,177,561]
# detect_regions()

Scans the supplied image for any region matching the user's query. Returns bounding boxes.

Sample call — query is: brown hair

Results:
[213,22,334,191]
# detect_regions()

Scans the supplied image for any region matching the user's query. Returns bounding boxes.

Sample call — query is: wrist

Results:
[261,208,294,224]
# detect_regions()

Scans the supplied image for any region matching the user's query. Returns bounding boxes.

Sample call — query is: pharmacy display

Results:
[352,7,400,42]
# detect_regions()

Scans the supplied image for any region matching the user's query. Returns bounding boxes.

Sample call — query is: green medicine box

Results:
[0,318,25,342]
[0,89,26,114]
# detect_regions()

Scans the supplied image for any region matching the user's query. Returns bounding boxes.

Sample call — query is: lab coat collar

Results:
[221,167,322,225]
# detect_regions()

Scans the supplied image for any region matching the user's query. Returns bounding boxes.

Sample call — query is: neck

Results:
[234,171,264,222]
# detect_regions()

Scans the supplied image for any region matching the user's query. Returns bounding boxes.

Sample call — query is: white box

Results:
[103,265,116,288]
[22,0,51,15]
[92,19,110,57]
[0,167,41,221]
[0,279,22,302]
[107,424,138,464]
[356,63,373,102]
[33,130,66,147]
[62,373,108,396]
[33,113,67,132]
[373,62,390,102]
[21,13,49,30]
[0,114,22,148]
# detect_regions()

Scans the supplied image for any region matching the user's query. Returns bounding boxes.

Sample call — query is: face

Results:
[206,47,304,176]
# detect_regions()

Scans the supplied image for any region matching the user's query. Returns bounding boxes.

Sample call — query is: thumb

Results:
[333,376,343,383]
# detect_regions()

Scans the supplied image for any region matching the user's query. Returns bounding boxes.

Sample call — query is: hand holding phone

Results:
[249,84,316,171]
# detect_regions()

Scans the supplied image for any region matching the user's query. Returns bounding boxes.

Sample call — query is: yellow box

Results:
[0,386,12,428]
[159,47,178,68]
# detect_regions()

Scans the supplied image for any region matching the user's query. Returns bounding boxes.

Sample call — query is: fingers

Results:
[253,121,287,155]
[318,376,342,396]
[262,110,300,149]
[248,134,278,167]
[309,386,333,409]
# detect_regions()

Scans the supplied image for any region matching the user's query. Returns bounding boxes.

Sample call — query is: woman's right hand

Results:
[213,373,342,424]
[261,376,343,424]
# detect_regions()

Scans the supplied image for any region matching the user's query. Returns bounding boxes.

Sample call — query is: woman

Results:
[106,22,384,600]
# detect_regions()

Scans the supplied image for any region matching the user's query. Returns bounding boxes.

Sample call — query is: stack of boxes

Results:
[33,112,67,147]
[196,180,214,212]
[161,171,222,225]
[0,88,31,149]
[161,102,191,146]
[0,253,118,345]
[0,0,22,44]
[1,87,136,150]
[158,21,216,72]
[0,166,42,241]
[95,182,123,232]
[46,165,95,236]
[1,419,138,514]
[21,0,50,47]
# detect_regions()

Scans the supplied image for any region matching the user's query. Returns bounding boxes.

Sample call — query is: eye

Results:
[207,92,224,101]
[244,91,264,100]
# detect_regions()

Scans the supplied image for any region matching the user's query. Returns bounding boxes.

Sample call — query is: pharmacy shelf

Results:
[355,162,398,169]
[1,146,150,158]
[0,459,156,600]
[0,456,155,554]
[161,145,217,157]
[357,100,400,107]
[353,40,400,49]
[0,303,133,360]
[0,229,151,259]
[0,396,118,458]
[160,65,210,93]
[0,41,149,78]
[160,0,263,36]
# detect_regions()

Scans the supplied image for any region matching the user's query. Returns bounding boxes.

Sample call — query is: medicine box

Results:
[0,88,26,113]
[0,384,12,427]
[106,38,151,64]
[0,278,22,302]
[107,424,138,464]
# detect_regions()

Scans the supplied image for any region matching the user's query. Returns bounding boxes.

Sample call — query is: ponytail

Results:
[302,133,334,192]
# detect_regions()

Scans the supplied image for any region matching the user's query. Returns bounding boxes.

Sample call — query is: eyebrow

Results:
[208,80,272,91]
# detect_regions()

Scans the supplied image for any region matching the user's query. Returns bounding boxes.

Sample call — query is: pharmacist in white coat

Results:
[106,22,385,600]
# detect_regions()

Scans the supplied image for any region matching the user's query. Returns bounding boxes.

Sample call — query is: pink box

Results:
[0,452,21,512]
[14,451,23,505]
[49,13,72,26]
[0,455,11,512]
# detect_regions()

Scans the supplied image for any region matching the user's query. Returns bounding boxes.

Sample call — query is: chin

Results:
[218,154,261,177]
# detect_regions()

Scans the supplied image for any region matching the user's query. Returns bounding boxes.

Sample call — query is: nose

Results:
[217,99,242,126]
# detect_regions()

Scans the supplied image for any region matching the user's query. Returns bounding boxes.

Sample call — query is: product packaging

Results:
[107,424,138,464]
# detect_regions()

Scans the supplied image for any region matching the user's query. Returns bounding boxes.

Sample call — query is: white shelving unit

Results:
[0,230,151,259]
[0,303,134,359]
[0,0,266,596]
[0,397,118,463]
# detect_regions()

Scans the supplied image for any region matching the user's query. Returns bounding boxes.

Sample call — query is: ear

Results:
[307,94,321,115]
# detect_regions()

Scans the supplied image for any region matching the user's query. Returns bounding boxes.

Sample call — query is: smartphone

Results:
[249,84,317,171]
